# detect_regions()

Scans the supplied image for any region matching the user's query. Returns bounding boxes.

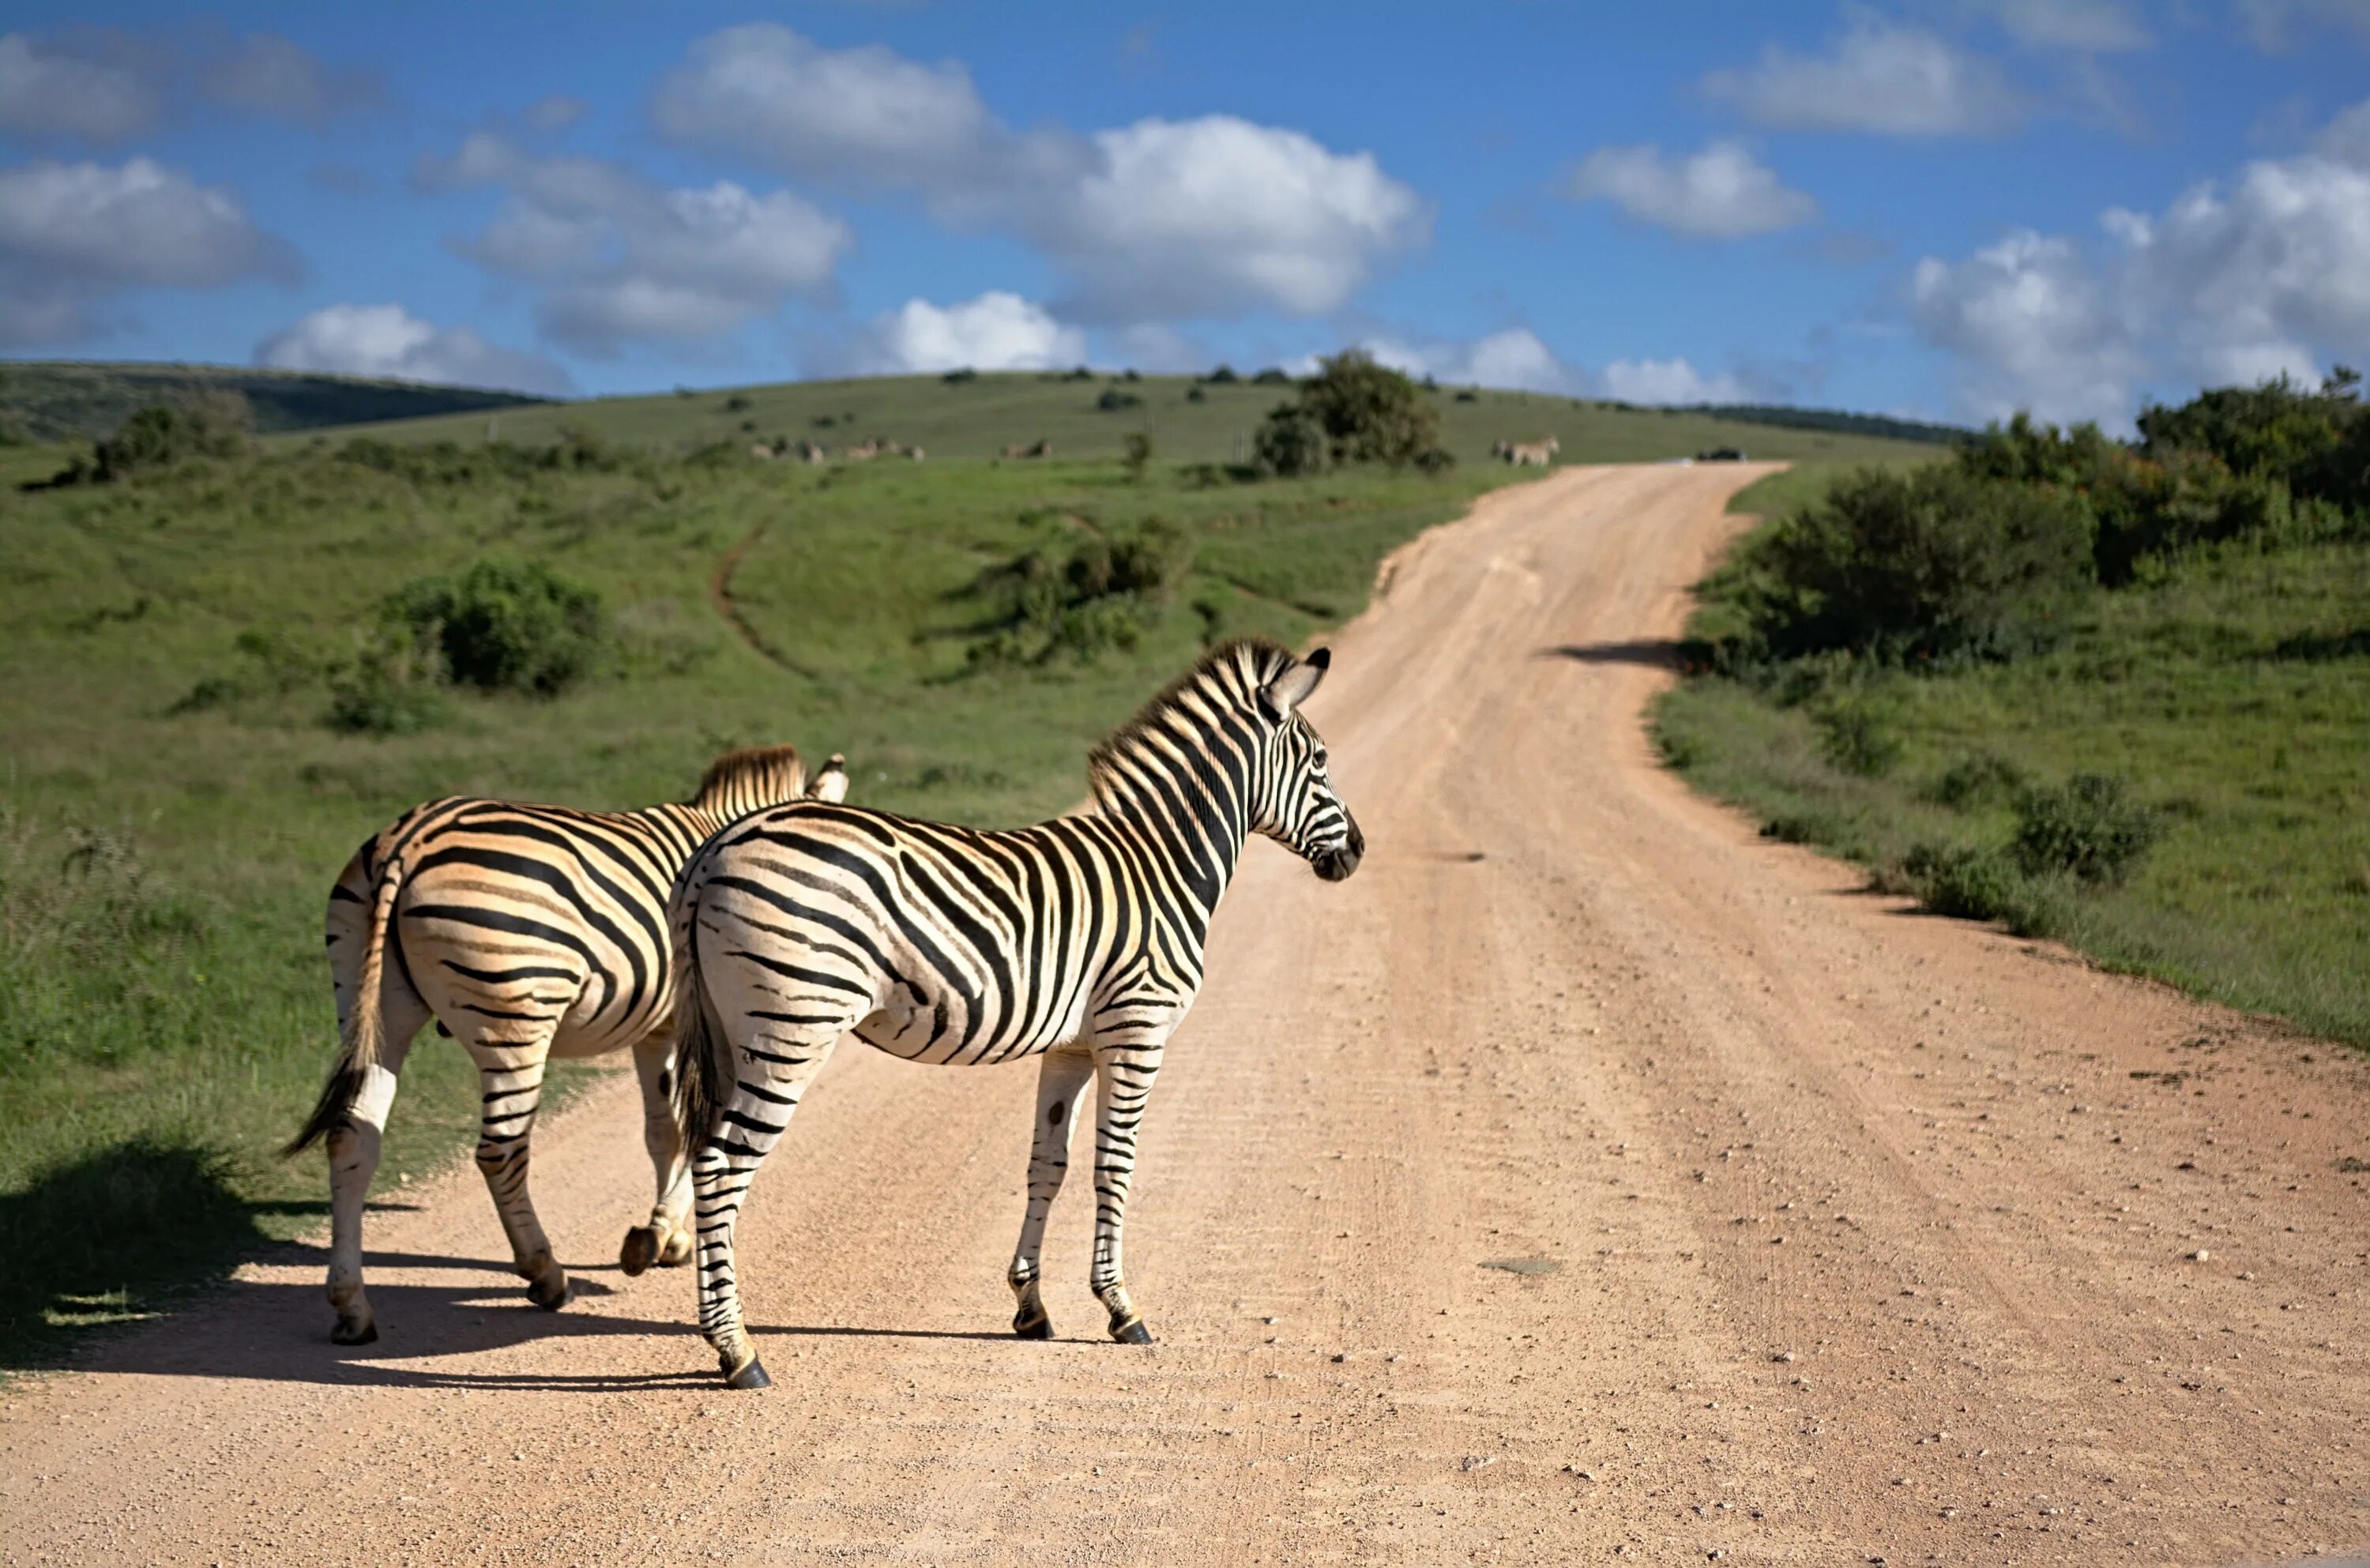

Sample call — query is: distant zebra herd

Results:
[748,435,923,463]
[1492,435,1561,467]
[290,639,1361,1385]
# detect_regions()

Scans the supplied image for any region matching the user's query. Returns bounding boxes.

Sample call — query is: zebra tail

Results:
[283,851,404,1157]
[668,880,722,1161]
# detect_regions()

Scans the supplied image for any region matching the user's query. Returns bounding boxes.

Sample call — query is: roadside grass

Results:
[0,434,1523,1367]
[1657,479,2370,1049]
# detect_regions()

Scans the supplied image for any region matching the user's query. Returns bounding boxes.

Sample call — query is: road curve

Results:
[7,464,2368,1566]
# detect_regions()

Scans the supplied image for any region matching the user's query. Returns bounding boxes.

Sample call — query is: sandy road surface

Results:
[7,464,2368,1566]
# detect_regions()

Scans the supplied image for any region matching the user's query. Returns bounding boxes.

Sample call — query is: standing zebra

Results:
[668,640,1362,1389]
[286,745,849,1346]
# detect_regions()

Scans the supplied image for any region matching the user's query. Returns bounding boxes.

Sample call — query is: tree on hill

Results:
[1258,348,1439,472]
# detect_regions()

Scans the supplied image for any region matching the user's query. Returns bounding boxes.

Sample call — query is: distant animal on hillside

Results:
[749,442,776,460]
[1002,438,1052,459]
[844,439,880,461]
[287,746,850,1347]
[1501,436,1559,467]
[796,439,828,464]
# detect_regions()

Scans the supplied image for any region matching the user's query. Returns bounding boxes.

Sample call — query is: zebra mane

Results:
[688,744,809,810]
[1086,639,1293,802]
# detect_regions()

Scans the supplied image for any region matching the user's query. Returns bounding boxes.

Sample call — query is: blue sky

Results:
[3,2,2368,427]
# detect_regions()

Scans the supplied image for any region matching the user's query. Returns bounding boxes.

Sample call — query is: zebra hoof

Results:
[1013,1307,1053,1340]
[656,1231,694,1268]
[619,1226,660,1277]
[526,1273,571,1311]
[723,1356,773,1391]
[1110,1317,1153,1345]
[330,1318,378,1346]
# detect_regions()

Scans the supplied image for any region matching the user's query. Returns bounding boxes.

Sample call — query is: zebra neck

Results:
[1087,747,1248,916]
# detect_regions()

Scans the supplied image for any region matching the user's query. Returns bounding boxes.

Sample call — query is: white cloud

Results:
[1563,140,1817,239]
[650,24,1426,322]
[1704,17,2026,137]
[521,95,586,133]
[1362,329,1578,393]
[1981,0,2153,52]
[198,30,380,125]
[1907,100,2370,425]
[254,303,572,395]
[0,156,297,346]
[2237,0,2370,51]
[0,31,162,143]
[419,132,852,355]
[2319,97,2370,164]
[835,291,1086,374]
[1597,357,1751,405]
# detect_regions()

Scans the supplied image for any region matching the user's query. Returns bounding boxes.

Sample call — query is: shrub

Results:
[1454,389,1478,403]
[1296,348,1439,468]
[1812,698,1904,777]
[1747,464,2095,661]
[1185,385,1206,403]
[1204,365,1239,385]
[942,367,978,384]
[1413,446,1457,476]
[969,521,1191,668]
[1926,750,2028,810]
[1122,431,1153,481]
[1096,388,1143,412]
[325,632,446,735]
[721,394,751,412]
[1254,404,1329,478]
[1252,367,1292,385]
[79,396,250,482]
[1903,842,2026,923]
[382,559,611,697]
[2012,773,2161,884]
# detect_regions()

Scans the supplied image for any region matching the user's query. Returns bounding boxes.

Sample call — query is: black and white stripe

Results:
[286,745,847,1345]
[668,640,1362,1388]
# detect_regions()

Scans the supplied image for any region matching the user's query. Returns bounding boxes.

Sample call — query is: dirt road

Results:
[7,464,2368,1566]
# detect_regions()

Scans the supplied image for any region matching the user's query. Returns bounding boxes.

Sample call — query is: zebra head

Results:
[1251,648,1364,882]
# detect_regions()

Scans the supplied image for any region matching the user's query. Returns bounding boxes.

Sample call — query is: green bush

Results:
[1925,750,2028,810]
[1096,388,1143,412]
[1255,404,1330,478]
[1296,348,1439,468]
[1204,365,1239,385]
[1812,698,1904,777]
[1123,431,1154,481]
[1747,463,2095,661]
[325,633,447,735]
[1413,446,1457,476]
[969,521,1193,669]
[382,558,611,697]
[1903,841,2026,923]
[77,394,250,482]
[1252,367,1292,385]
[2012,773,2161,884]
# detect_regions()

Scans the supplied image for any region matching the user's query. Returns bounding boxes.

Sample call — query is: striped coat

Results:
[288,746,846,1346]
[667,641,1362,1388]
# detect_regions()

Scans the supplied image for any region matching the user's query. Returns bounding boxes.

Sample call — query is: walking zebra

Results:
[668,640,1363,1389]
[286,745,848,1346]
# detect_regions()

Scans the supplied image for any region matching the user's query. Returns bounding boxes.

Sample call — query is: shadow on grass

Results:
[1537,640,1684,670]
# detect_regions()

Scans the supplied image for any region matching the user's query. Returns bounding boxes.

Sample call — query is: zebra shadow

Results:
[1536,639,1685,670]
[74,1250,1059,1393]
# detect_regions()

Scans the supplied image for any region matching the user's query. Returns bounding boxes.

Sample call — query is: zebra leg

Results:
[1088,1034,1168,1344]
[691,1031,841,1389]
[322,1028,421,1345]
[1007,1045,1094,1339]
[465,1037,570,1310]
[621,1032,694,1276]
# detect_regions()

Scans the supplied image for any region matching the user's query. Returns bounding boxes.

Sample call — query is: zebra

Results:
[666,639,1363,1389]
[1503,436,1560,467]
[285,744,849,1346]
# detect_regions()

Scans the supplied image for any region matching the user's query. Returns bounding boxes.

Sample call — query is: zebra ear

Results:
[807,754,848,803]
[1258,647,1330,721]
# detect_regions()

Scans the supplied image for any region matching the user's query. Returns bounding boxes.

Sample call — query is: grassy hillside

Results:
[1657,435,2370,1050]
[302,369,1946,468]
[0,361,545,443]
[0,419,1522,1367]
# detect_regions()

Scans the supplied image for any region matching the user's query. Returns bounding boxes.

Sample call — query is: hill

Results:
[297,370,1947,468]
[0,361,547,443]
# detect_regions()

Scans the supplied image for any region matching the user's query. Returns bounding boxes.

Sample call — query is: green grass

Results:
[1,361,544,443]
[0,427,1538,1367]
[1657,479,2370,1050]
[295,370,1944,468]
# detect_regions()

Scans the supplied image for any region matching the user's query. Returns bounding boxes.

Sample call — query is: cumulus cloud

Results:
[0,156,297,345]
[1597,357,1752,405]
[1981,0,2154,52]
[418,132,852,355]
[521,95,587,132]
[1704,17,2026,137]
[830,291,1087,375]
[1563,141,1817,240]
[650,24,1426,321]
[2237,0,2370,51]
[254,303,572,394]
[0,30,164,143]
[1362,329,1578,393]
[1908,101,2370,424]
[198,30,381,125]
